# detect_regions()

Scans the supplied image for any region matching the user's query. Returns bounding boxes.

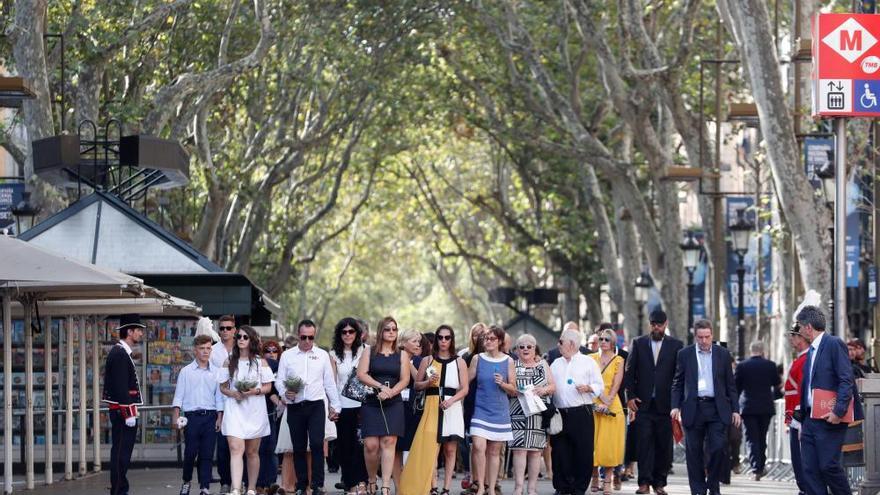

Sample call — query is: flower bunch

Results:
[284,375,304,393]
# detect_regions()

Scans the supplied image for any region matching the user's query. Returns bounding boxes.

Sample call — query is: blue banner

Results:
[726,197,773,316]
[0,183,24,232]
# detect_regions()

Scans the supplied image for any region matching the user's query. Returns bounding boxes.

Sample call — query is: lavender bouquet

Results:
[284,375,304,393]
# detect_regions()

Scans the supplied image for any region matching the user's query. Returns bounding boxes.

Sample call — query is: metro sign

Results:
[812,14,880,117]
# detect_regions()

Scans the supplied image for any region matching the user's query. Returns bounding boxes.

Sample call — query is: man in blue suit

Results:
[734,340,780,480]
[671,319,740,495]
[796,305,862,495]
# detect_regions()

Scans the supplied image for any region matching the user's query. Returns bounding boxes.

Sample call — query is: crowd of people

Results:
[100,301,870,495]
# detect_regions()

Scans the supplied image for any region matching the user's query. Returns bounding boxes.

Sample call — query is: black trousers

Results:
[182,411,218,489]
[288,400,326,490]
[635,403,672,488]
[337,407,368,489]
[790,426,806,494]
[550,406,594,495]
[742,414,772,473]
[109,410,138,495]
[215,429,232,486]
[684,401,727,495]
[624,414,638,464]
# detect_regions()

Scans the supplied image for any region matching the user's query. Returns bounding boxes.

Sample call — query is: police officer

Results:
[103,314,145,495]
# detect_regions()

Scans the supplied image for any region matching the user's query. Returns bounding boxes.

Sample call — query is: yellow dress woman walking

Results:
[589,328,626,495]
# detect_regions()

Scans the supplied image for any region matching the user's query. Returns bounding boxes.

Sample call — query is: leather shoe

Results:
[635,486,651,494]
[653,488,668,495]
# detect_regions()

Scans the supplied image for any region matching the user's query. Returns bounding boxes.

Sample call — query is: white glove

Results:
[125,416,137,428]
[176,416,188,428]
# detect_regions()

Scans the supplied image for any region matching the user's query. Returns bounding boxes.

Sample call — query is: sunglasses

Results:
[341,329,357,335]
[484,336,498,342]
[299,335,316,341]
[518,345,533,350]
[234,333,249,341]
[265,348,278,353]
[220,326,235,331]
[650,322,665,327]
[598,337,612,343]
[437,335,453,341]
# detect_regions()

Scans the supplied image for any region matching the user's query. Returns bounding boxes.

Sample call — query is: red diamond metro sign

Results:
[812,13,880,117]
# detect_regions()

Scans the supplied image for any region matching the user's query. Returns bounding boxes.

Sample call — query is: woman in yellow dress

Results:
[589,327,625,495]
[399,325,469,495]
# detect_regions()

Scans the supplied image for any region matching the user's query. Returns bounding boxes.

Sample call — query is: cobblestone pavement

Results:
[10,464,814,495]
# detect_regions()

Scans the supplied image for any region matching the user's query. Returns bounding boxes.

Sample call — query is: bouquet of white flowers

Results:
[235,380,258,393]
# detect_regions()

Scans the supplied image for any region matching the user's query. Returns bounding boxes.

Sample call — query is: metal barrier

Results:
[672,398,865,490]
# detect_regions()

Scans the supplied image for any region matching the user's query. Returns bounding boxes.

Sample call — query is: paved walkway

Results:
[9,464,811,495]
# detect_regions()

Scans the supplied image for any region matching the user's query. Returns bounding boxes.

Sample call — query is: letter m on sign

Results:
[842,30,862,51]
[822,17,877,63]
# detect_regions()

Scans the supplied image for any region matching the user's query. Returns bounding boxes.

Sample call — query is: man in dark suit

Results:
[624,309,683,495]
[734,340,780,480]
[671,319,740,495]
[797,305,863,495]
[103,314,145,495]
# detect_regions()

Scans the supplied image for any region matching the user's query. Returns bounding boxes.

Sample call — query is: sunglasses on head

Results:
[220,325,235,331]
[234,333,249,341]
[299,335,316,341]
[341,329,357,335]
[437,334,453,341]
[518,344,533,350]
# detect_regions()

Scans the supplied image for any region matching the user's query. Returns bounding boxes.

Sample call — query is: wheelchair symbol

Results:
[861,83,878,109]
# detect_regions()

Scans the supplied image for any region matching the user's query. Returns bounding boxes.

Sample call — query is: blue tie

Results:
[801,346,814,412]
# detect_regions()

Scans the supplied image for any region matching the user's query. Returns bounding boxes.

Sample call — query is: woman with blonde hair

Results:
[589,328,625,495]
[357,317,410,495]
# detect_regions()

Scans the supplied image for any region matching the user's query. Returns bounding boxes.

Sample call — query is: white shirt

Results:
[210,341,232,369]
[333,346,366,409]
[119,340,133,355]
[806,331,825,406]
[550,352,605,408]
[173,360,225,412]
[276,345,342,412]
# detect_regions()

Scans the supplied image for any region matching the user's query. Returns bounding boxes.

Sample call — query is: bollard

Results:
[860,373,880,495]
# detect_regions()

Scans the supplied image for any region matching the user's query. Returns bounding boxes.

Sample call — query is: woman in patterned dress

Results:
[508,334,556,495]
[468,325,516,495]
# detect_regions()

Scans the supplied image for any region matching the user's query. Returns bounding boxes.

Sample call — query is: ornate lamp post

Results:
[729,208,754,360]
[11,191,40,235]
[634,269,653,335]
[680,231,701,345]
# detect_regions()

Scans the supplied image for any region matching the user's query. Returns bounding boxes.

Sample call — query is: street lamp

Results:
[680,231,701,345]
[729,207,754,360]
[817,157,835,208]
[11,191,40,234]
[634,269,653,335]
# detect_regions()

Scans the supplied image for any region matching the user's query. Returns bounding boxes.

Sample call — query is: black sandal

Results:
[431,489,439,495]
[441,490,450,495]
[380,487,392,495]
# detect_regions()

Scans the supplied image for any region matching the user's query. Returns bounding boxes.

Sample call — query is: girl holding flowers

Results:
[217,325,275,495]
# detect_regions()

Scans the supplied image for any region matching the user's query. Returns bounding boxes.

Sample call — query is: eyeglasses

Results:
[557,339,565,345]
[299,335,316,341]
[341,329,357,335]
[598,337,612,343]
[518,345,533,350]
[234,333,249,341]
[437,334,453,341]
[220,326,235,331]
[484,336,498,342]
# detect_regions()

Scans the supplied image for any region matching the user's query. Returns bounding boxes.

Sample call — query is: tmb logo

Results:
[823,17,878,63]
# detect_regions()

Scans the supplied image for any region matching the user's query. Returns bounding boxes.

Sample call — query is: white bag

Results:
[517,387,547,417]
[547,410,563,435]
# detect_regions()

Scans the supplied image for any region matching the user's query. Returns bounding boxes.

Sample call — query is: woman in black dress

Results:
[357,316,411,495]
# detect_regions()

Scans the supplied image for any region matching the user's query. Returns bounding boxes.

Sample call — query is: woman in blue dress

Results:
[468,325,516,495]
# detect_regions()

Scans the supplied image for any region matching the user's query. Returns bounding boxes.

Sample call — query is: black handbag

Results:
[341,372,370,402]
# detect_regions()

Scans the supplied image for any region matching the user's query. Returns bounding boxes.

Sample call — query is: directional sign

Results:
[812,14,880,117]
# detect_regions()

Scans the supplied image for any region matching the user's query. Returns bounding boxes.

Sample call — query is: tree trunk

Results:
[719,0,833,305]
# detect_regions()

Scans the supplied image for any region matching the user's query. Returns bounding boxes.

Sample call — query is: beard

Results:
[650,330,664,341]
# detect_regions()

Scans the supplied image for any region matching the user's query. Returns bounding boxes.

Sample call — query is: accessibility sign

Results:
[812,14,880,117]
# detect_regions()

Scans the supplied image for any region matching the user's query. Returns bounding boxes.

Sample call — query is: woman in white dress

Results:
[218,325,275,495]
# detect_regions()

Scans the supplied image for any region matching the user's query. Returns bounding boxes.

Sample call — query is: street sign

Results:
[812,13,880,117]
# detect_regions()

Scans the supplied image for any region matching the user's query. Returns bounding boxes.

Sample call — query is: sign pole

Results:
[835,117,848,338]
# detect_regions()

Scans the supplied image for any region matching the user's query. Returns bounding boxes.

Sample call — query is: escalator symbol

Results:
[828,91,845,109]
